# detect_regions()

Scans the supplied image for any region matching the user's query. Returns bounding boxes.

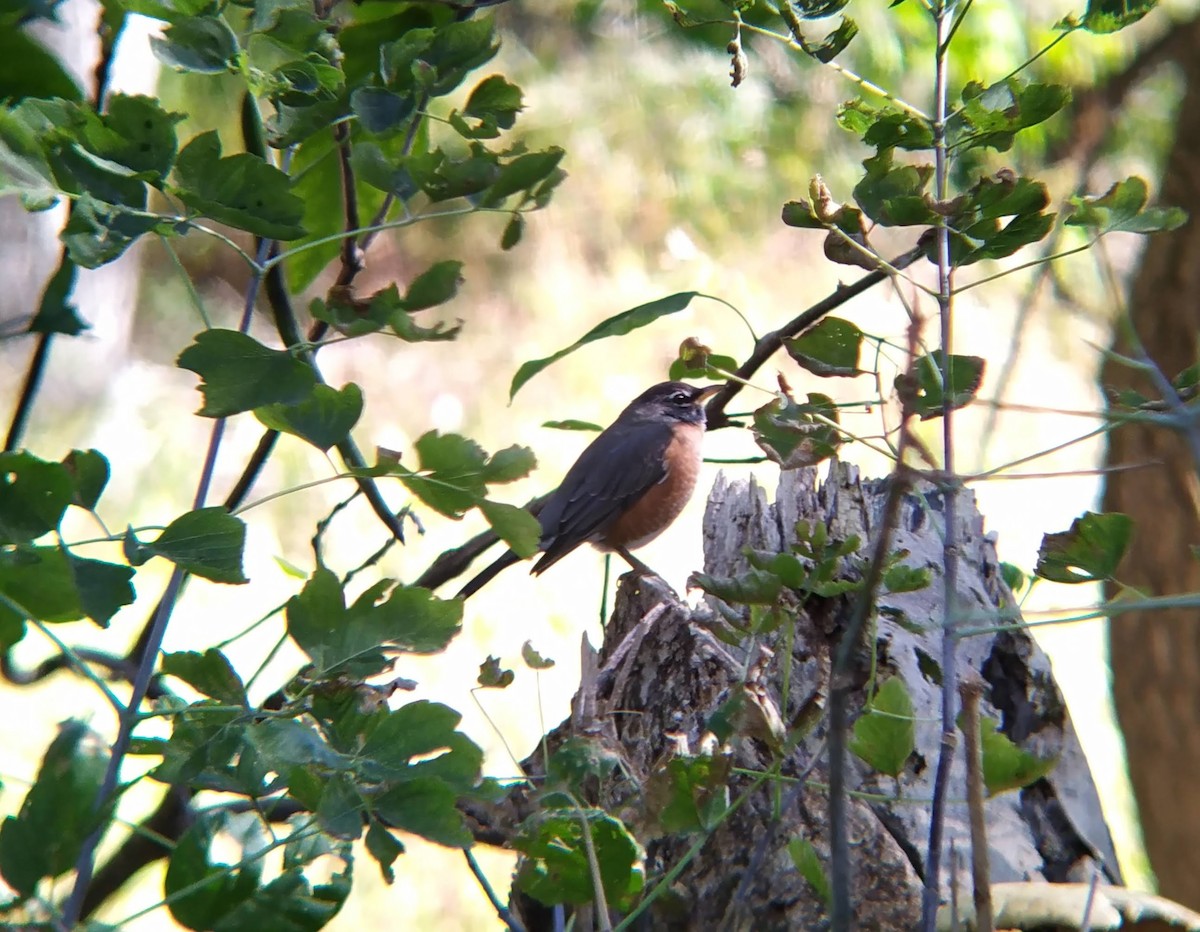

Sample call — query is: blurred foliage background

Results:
[1,0,1193,925]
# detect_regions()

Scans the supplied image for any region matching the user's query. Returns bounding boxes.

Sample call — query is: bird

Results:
[457,380,722,599]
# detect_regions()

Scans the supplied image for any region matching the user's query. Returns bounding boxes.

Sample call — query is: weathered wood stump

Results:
[501,463,1119,930]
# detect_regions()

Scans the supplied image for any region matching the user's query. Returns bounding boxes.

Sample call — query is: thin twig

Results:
[922,4,962,926]
[958,674,993,932]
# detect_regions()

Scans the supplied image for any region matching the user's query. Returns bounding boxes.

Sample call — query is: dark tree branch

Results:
[3,330,53,452]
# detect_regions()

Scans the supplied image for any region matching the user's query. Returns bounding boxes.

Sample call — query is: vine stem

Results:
[60,236,274,928]
[922,2,961,927]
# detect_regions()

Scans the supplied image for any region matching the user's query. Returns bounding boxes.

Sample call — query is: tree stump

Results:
[504,463,1120,929]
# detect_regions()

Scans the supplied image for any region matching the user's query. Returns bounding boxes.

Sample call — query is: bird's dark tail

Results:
[456,549,521,599]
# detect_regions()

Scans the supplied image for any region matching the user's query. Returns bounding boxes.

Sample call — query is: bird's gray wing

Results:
[532,417,673,574]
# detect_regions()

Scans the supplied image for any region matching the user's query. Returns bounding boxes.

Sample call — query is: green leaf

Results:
[0,546,134,637]
[942,172,1055,266]
[883,562,932,593]
[365,821,404,884]
[849,677,915,778]
[481,146,565,206]
[453,74,523,137]
[521,639,555,670]
[786,317,863,377]
[311,285,462,342]
[482,445,536,483]
[61,195,167,268]
[80,94,183,178]
[216,859,350,931]
[0,105,58,207]
[317,773,365,840]
[853,149,936,227]
[501,212,524,250]
[973,713,1058,795]
[166,812,262,930]
[401,260,464,311]
[542,419,602,432]
[126,507,248,584]
[256,383,363,452]
[1034,511,1132,584]
[479,499,540,558]
[643,753,731,834]
[69,553,137,627]
[162,649,248,706]
[689,567,783,605]
[1078,0,1156,33]
[360,700,468,773]
[477,655,514,688]
[1000,562,1027,593]
[178,329,317,417]
[373,778,473,847]
[0,721,108,899]
[350,87,416,135]
[174,131,306,239]
[837,99,933,151]
[514,806,644,908]
[286,569,462,676]
[510,292,700,399]
[151,16,238,73]
[0,30,83,102]
[0,451,72,543]
[788,837,831,905]
[399,430,488,517]
[752,393,841,468]
[30,255,85,336]
[903,352,985,420]
[800,16,858,63]
[1065,176,1186,234]
[953,78,1071,152]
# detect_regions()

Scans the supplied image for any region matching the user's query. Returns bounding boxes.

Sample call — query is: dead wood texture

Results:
[500,463,1119,929]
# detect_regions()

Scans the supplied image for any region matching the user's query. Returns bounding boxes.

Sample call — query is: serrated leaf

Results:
[477,655,514,688]
[883,563,931,593]
[162,648,248,706]
[837,99,933,151]
[643,753,731,834]
[953,78,1071,152]
[786,317,863,377]
[128,507,248,584]
[0,451,73,543]
[689,567,783,604]
[801,15,858,63]
[1065,176,1186,234]
[174,131,306,239]
[510,292,700,399]
[178,329,317,417]
[752,393,841,468]
[849,677,915,777]
[903,352,985,420]
[521,640,554,670]
[479,499,540,558]
[0,721,108,899]
[514,806,644,908]
[61,195,166,268]
[286,569,462,677]
[399,430,489,518]
[256,383,363,452]
[1079,0,1156,33]
[853,149,936,227]
[373,778,472,848]
[0,546,134,637]
[1035,511,1132,584]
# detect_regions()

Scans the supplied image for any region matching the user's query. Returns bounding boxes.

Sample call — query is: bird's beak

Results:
[695,384,723,402]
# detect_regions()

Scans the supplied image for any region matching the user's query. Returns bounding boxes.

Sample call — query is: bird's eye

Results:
[670,391,690,404]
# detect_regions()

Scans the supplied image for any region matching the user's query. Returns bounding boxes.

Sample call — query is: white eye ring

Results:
[671,391,690,404]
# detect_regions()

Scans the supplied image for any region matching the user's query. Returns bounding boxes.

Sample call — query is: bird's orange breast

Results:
[598,422,704,551]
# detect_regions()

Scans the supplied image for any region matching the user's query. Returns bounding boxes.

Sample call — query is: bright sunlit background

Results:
[1,0,1187,925]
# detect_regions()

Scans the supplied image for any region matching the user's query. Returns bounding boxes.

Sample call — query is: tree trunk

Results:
[1102,31,1200,909]
[498,464,1119,928]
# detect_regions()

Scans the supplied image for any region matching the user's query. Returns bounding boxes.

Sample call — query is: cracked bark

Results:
[486,464,1118,929]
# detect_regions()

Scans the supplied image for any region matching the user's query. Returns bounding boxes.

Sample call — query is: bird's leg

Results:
[615,546,655,577]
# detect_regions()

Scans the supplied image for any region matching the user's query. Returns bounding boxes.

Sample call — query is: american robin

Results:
[457,380,721,598]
